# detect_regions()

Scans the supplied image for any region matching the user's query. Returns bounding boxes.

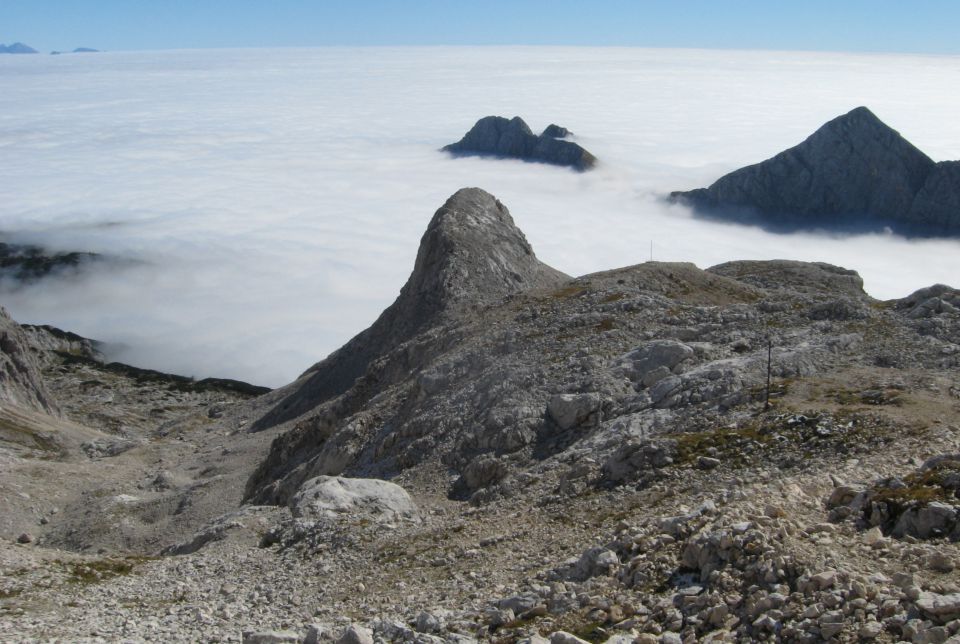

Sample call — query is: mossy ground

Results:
[59,557,152,585]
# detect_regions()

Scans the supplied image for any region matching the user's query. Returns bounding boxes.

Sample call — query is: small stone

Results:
[863,526,885,546]
[336,624,374,644]
[415,611,441,633]
[811,570,838,590]
[927,553,955,573]
[303,624,327,644]
[916,592,960,624]
[892,572,915,589]
[918,626,950,644]
[697,456,721,470]
[16,533,33,544]
[765,504,787,518]
[858,621,883,639]
[550,631,592,644]
[819,622,844,638]
[241,631,300,644]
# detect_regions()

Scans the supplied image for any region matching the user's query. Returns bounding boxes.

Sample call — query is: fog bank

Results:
[1,47,958,386]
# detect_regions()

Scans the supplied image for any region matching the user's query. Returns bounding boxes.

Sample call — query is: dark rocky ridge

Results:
[443,116,597,171]
[671,106,960,236]
[0,240,100,285]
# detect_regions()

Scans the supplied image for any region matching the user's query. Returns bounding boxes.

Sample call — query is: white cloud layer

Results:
[1,47,958,387]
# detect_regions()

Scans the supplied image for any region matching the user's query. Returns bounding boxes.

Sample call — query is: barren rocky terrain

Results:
[1,188,959,643]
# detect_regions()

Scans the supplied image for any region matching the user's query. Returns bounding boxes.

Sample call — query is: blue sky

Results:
[2,0,959,54]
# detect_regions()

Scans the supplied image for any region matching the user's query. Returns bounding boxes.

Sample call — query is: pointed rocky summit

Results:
[671,106,960,236]
[250,187,568,431]
[443,116,597,171]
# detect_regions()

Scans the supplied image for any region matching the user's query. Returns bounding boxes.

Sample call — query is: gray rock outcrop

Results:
[671,106,960,236]
[547,393,602,430]
[245,188,568,501]
[0,307,60,416]
[443,116,596,171]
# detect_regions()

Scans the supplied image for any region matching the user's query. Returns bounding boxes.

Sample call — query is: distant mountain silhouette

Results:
[51,48,100,55]
[671,106,960,237]
[0,42,38,54]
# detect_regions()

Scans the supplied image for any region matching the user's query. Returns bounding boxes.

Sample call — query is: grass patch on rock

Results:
[60,556,152,585]
[872,458,960,507]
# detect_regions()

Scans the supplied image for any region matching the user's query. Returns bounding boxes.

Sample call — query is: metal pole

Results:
[764,337,772,410]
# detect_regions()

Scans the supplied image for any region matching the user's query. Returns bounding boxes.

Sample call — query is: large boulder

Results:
[671,106,960,236]
[290,476,419,523]
[613,340,694,386]
[916,592,960,624]
[547,393,602,430]
[443,116,596,171]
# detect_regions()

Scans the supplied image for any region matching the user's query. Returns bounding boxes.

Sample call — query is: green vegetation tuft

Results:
[570,620,608,643]
[550,285,588,300]
[60,556,152,585]
[872,459,960,508]
[595,318,616,332]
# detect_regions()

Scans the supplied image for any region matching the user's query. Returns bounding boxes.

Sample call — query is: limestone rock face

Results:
[251,188,568,433]
[672,106,960,236]
[0,307,60,417]
[547,393,602,430]
[443,116,597,171]
[245,188,568,500]
[398,187,569,316]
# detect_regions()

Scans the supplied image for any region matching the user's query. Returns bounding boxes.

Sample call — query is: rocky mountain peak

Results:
[249,188,568,431]
[401,187,566,317]
[671,106,950,234]
[802,106,933,183]
[443,116,597,171]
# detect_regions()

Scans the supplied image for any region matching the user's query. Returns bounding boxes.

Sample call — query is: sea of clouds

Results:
[1,47,958,387]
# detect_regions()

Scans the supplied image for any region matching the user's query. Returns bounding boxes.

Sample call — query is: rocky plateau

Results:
[1,187,959,643]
